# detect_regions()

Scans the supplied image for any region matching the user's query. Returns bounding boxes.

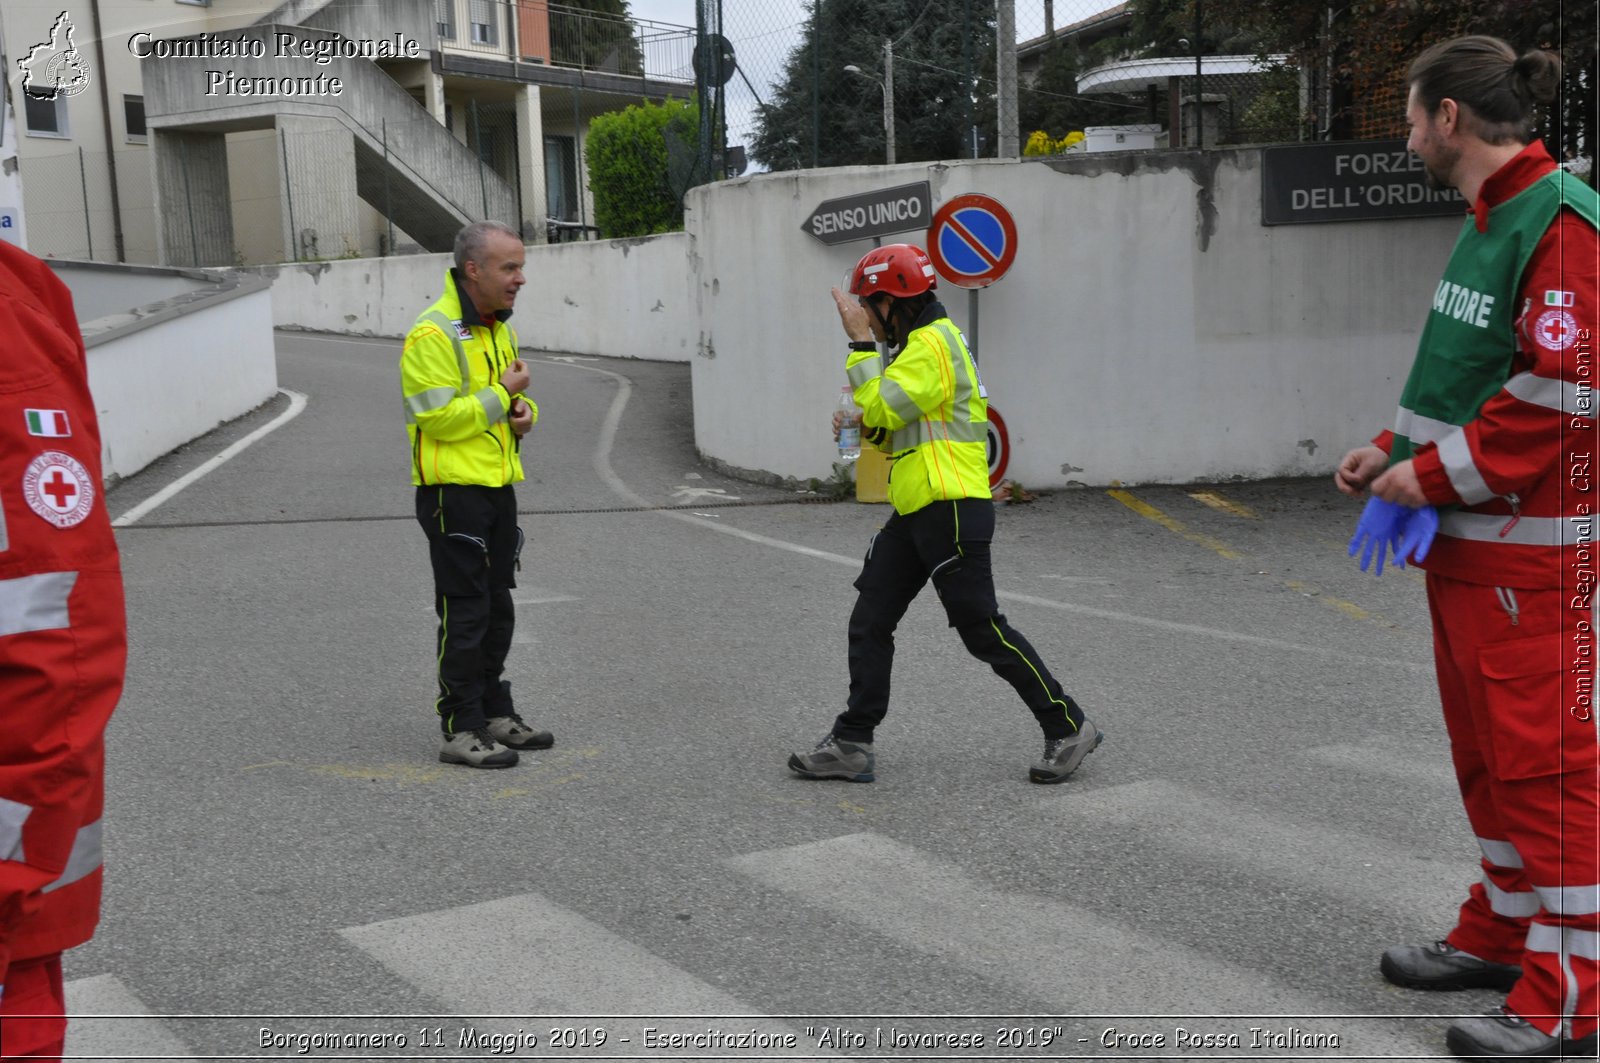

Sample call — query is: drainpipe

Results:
[89,0,124,260]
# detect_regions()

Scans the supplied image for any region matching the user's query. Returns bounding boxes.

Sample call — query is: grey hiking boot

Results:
[1445,1006,1597,1060]
[1380,940,1521,992]
[486,713,554,750]
[440,727,519,768]
[1029,719,1103,783]
[788,733,875,782]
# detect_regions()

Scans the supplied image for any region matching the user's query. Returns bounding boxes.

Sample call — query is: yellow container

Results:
[855,445,890,503]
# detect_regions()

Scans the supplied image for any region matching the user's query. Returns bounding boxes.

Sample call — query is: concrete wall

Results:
[262,147,1464,488]
[50,261,279,483]
[266,232,697,361]
[685,151,1463,487]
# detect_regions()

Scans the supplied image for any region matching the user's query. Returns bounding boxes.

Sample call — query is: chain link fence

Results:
[724,0,1591,165]
[17,145,158,264]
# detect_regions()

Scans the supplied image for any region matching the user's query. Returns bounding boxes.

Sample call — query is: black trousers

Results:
[415,484,523,734]
[834,497,1083,743]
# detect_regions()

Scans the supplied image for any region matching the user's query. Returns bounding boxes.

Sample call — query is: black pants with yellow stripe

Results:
[415,484,522,736]
[834,497,1084,744]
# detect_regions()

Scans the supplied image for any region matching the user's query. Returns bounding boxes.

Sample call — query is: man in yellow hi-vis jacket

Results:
[788,243,1101,784]
[402,221,554,768]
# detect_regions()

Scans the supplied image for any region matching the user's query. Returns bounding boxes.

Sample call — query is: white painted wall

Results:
[685,151,1462,487]
[49,261,279,483]
[264,148,1465,488]
[265,232,697,362]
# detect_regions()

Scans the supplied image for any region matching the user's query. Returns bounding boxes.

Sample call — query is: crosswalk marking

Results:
[726,832,1439,1057]
[64,974,195,1060]
[1041,780,1472,931]
[729,831,1324,1013]
[340,894,757,1014]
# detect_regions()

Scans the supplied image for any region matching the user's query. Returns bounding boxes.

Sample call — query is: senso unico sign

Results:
[802,181,933,245]
[810,192,925,239]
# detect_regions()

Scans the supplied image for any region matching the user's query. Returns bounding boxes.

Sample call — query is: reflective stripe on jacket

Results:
[847,309,990,515]
[401,269,535,487]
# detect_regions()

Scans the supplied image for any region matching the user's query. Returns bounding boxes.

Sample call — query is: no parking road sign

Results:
[927,193,1018,289]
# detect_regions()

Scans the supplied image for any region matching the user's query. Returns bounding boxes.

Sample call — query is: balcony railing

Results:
[434,0,694,84]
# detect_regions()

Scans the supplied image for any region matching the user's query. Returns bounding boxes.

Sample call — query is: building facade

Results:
[0,0,694,265]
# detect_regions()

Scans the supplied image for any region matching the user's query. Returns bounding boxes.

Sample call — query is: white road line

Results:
[112,389,308,527]
[341,894,766,1016]
[725,833,1440,1057]
[280,333,396,346]
[64,974,196,1059]
[543,356,1427,671]
[1038,779,1471,930]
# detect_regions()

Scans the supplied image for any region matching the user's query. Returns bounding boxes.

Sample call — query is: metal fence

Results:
[433,0,696,84]
[18,146,158,264]
[723,0,1591,165]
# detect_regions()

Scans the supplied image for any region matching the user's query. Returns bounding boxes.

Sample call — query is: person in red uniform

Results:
[1334,35,1598,1061]
[0,240,127,1061]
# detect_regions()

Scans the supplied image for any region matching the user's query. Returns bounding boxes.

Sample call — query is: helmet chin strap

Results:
[869,297,900,349]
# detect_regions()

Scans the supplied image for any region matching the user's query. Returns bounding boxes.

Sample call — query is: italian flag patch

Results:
[25,409,70,437]
[1546,290,1575,307]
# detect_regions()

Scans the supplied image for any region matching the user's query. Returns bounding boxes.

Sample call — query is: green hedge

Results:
[586,99,698,239]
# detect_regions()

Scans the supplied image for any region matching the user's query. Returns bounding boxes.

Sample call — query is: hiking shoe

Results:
[1445,1007,1597,1060]
[1380,941,1522,992]
[788,734,875,782]
[439,728,519,768]
[1029,719,1103,783]
[486,713,554,750]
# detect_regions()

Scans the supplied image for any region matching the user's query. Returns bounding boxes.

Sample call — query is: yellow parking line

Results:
[1284,579,1404,630]
[1111,488,1410,630]
[1108,489,1244,560]
[1188,490,1259,520]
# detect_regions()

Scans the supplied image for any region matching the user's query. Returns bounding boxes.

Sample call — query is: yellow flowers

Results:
[1022,129,1086,157]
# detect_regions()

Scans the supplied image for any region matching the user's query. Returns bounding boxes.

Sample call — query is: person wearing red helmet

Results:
[788,242,1101,784]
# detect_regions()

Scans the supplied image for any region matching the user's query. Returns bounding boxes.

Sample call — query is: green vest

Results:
[1393,170,1599,463]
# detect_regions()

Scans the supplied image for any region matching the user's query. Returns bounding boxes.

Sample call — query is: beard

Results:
[1420,138,1462,192]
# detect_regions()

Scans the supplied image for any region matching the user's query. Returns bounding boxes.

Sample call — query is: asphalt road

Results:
[60,331,1494,1061]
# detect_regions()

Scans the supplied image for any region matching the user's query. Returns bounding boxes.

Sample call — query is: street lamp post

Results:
[844,38,896,164]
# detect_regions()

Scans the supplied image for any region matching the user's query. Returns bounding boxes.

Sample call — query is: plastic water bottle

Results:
[836,386,862,463]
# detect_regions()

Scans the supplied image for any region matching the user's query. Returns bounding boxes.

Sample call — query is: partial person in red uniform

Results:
[1334,35,1598,1062]
[0,240,127,1060]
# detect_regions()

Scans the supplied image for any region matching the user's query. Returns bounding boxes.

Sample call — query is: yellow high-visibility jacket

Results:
[401,269,536,487]
[846,310,990,515]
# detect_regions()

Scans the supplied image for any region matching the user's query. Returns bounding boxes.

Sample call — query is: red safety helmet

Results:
[847,243,937,298]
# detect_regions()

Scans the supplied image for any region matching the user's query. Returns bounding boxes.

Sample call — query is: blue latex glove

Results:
[1349,497,1407,575]
[1394,504,1439,568]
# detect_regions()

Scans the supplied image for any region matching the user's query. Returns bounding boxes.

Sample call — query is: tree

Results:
[1206,0,1595,150]
[586,99,699,237]
[550,0,644,77]
[751,0,997,170]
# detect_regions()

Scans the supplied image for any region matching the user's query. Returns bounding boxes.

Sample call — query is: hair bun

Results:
[1514,49,1562,104]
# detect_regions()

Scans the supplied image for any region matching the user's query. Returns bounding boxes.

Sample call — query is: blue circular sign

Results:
[926,194,1018,288]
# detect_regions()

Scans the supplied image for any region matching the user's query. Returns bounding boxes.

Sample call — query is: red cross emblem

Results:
[1533,308,1579,352]
[42,469,78,509]
[22,450,95,528]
